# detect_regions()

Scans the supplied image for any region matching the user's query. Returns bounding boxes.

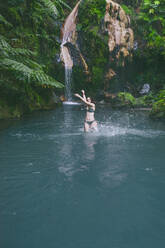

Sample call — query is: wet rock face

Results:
[104,0,134,60]
[102,0,134,88]
[61,0,88,72]
[61,0,134,89]
[61,0,134,69]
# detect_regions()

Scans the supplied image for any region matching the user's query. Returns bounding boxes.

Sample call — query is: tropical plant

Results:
[0,0,71,117]
[39,0,71,17]
[138,0,165,55]
[150,90,165,118]
[117,92,136,106]
[0,32,63,88]
[0,0,70,90]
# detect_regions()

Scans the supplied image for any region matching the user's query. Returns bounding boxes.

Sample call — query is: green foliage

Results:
[38,0,71,17]
[79,0,106,29]
[0,58,63,88]
[39,0,59,16]
[115,92,156,108]
[77,0,108,91]
[0,34,63,88]
[121,0,165,111]
[55,0,71,11]
[138,0,165,55]
[121,4,134,15]
[135,93,155,106]
[151,90,165,118]
[117,92,136,106]
[0,0,71,118]
[0,14,13,27]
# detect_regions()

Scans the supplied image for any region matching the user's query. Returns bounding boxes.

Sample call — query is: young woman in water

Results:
[74,90,98,132]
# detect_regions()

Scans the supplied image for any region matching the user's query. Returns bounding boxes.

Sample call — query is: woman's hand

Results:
[74,93,80,98]
[81,90,85,94]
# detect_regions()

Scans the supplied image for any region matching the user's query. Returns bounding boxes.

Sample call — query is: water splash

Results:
[96,123,165,138]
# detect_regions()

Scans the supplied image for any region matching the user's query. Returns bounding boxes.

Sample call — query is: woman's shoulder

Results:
[91,103,95,107]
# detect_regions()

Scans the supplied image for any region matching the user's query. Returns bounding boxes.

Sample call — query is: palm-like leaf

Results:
[0,58,63,88]
[0,34,64,88]
[32,70,64,87]
[22,59,44,70]
[55,0,71,10]
[0,35,11,50]
[0,58,33,75]
[0,0,68,90]
[0,35,35,57]
[0,14,12,27]
[39,0,59,16]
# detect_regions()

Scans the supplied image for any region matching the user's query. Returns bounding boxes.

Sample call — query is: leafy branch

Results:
[0,30,64,88]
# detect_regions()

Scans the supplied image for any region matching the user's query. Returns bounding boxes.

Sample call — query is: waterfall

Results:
[61,1,81,102]
[65,67,72,101]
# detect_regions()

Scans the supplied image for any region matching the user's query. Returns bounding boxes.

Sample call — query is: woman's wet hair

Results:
[87,97,95,103]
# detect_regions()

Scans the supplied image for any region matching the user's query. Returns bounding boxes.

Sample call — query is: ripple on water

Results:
[10,131,42,141]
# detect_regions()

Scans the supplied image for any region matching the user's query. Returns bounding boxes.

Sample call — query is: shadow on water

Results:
[0,106,165,248]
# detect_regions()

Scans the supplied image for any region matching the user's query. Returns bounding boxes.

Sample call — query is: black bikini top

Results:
[87,106,95,113]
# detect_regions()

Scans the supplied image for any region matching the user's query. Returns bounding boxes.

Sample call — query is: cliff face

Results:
[65,0,134,93]
[103,0,134,85]
[104,0,134,59]
[60,0,88,72]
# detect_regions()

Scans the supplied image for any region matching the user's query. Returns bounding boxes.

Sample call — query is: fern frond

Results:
[12,48,36,57]
[11,56,45,71]
[55,0,71,10]
[39,0,59,16]
[0,58,64,88]
[22,59,44,70]
[0,35,11,50]
[0,14,12,27]
[32,70,64,88]
[0,58,33,74]
[0,36,35,58]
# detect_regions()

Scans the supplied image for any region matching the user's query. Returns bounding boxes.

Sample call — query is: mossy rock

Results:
[0,89,60,119]
[0,104,22,119]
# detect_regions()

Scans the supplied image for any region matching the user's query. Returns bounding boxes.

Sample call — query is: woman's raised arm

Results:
[81,90,86,101]
[74,93,94,107]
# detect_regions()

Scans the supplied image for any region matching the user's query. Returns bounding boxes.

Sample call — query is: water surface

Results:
[0,106,165,248]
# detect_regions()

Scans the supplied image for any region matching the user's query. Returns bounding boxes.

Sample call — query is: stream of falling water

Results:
[65,68,72,101]
[61,1,81,101]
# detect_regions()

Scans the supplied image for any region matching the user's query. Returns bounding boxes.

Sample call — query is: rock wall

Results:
[103,0,134,84]
[104,0,134,56]
[60,0,134,94]
[60,0,88,72]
